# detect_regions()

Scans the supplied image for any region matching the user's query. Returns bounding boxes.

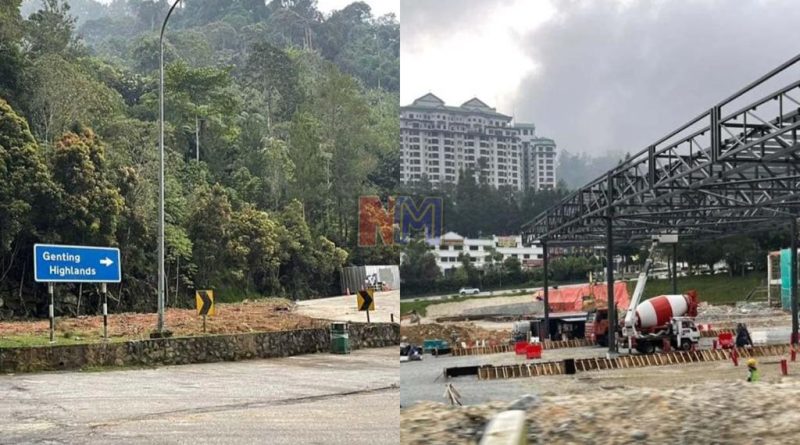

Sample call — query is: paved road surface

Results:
[0,348,398,444]
[296,290,400,323]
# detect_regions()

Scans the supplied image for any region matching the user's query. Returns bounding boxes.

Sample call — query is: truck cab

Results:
[669,316,701,350]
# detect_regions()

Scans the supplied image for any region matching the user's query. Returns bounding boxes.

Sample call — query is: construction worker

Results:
[736,323,753,348]
[747,358,760,382]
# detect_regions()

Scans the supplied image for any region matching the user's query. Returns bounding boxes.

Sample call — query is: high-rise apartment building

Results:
[518,123,558,190]
[400,93,557,190]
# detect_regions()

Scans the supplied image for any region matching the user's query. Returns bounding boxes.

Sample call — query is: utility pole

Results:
[155,0,181,337]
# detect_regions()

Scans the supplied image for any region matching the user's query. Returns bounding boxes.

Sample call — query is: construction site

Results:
[400,52,800,444]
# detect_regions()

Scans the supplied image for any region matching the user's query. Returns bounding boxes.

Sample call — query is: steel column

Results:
[542,240,549,340]
[792,217,798,345]
[672,243,678,294]
[606,215,616,354]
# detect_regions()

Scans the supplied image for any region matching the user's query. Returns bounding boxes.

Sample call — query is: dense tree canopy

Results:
[0,0,399,317]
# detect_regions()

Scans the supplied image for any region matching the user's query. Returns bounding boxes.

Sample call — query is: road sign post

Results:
[357,288,375,324]
[195,290,215,333]
[33,244,122,343]
[101,283,108,340]
[48,282,54,343]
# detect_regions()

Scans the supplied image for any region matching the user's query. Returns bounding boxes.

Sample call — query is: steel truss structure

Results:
[522,53,800,351]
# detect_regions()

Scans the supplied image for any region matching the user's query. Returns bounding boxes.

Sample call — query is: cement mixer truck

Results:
[589,240,701,354]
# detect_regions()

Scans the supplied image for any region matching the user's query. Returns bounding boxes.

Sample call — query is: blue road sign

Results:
[34,244,121,283]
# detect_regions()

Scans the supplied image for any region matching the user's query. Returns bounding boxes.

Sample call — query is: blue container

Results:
[423,339,448,353]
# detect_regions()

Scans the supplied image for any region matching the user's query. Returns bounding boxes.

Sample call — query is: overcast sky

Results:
[317,0,398,17]
[401,0,800,157]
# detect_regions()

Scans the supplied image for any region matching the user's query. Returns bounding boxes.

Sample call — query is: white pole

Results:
[102,282,108,340]
[48,283,54,343]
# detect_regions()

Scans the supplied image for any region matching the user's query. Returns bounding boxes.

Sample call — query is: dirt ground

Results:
[424,294,540,321]
[402,357,800,444]
[0,298,331,343]
[400,323,511,346]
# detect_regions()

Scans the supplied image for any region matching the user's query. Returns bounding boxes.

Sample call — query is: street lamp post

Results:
[155,0,181,336]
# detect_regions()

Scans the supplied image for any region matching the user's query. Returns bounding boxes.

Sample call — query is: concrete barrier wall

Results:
[0,322,399,373]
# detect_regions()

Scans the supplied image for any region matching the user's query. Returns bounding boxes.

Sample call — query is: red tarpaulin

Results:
[533,282,631,312]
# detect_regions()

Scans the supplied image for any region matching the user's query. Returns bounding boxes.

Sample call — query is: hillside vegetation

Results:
[0,0,399,318]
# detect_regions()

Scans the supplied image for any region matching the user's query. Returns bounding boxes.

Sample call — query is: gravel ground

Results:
[424,295,542,321]
[402,363,800,444]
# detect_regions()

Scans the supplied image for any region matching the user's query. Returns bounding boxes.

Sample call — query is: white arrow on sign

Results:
[100,257,114,267]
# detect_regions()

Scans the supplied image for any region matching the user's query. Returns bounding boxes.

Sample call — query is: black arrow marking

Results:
[199,291,212,315]
[358,290,373,311]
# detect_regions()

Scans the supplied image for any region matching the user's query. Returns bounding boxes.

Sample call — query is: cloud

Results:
[401,0,555,107]
[513,0,800,156]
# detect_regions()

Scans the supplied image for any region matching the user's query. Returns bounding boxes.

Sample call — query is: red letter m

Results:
[358,196,395,247]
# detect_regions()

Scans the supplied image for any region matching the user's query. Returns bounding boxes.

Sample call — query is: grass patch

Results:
[400,273,763,316]
[0,334,129,348]
[629,272,763,305]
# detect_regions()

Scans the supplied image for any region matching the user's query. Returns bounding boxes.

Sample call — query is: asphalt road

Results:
[0,348,398,444]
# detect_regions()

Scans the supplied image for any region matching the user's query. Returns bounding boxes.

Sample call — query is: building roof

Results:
[402,94,512,119]
[460,97,493,110]
[441,231,464,241]
[513,122,537,129]
[411,93,445,107]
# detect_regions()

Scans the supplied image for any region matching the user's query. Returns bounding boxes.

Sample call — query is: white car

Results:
[459,287,480,295]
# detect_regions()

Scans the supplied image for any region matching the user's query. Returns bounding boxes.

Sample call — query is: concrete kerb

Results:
[0,322,400,373]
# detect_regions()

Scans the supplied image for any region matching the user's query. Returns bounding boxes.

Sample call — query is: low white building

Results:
[430,232,544,272]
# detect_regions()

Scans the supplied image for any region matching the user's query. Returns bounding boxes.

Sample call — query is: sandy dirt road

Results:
[296,290,400,323]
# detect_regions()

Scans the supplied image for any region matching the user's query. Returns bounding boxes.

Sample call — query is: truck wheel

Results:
[597,334,607,347]
[637,341,655,355]
[680,340,693,351]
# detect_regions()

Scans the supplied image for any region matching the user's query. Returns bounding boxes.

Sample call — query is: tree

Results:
[0,0,25,105]
[24,0,80,57]
[399,238,440,294]
[0,98,56,296]
[50,126,124,246]
[28,54,123,143]
[287,111,327,223]
[227,206,283,294]
[187,184,233,288]
[278,200,348,298]
[243,41,301,129]
[502,257,523,283]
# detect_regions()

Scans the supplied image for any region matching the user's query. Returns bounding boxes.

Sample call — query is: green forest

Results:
[0,0,399,318]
